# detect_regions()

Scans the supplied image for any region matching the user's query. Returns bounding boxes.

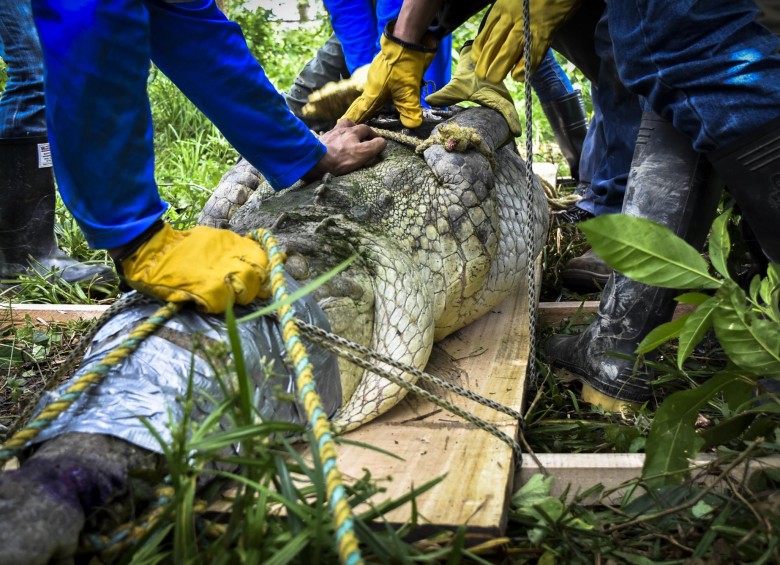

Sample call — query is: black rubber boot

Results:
[284,34,350,132]
[708,115,780,264]
[541,90,588,181]
[545,112,724,409]
[0,137,117,286]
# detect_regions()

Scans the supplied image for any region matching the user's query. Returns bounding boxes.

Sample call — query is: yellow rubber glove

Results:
[425,43,522,136]
[119,223,271,314]
[343,23,437,129]
[302,65,370,124]
[472,0,582,83]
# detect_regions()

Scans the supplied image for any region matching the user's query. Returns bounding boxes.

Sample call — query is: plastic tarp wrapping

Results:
[31,277,342,454]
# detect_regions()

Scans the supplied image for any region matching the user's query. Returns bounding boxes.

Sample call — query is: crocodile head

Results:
[202,107,549,432]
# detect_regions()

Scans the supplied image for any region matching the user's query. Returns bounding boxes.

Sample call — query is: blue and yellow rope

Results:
[249,228,363,565]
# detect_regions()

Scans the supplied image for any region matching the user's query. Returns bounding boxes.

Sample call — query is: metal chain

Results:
[296,319,529,464]
[523,0,539,387]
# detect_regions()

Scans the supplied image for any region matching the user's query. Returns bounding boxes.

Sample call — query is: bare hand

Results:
[304,119,386,180]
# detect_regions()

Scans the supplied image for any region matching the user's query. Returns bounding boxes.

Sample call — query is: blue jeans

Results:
[608,0,780,153]
[576,12,642,217]
[0,0,46,137]
[528,50,574,103]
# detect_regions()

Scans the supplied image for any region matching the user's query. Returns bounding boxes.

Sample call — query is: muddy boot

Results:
[541,90,588,181]
[0,137,117,286]
[708,115,780,264]
[545,112,724,410]
[0,433,159,564]
[284,34,350,132]
[561,248,612,293]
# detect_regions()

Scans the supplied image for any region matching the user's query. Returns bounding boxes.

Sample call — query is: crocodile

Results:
[0,107,548,562]
[200,106,549,432]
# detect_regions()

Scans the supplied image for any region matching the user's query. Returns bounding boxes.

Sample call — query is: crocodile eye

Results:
[284,252,310,280]
[377,192,394,208]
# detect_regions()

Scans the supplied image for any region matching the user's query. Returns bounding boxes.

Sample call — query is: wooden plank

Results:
[334,280,531,537]
[539,301,697,328]
[0,303,109,326]
[1,300,696,329]
[518,453,780,505]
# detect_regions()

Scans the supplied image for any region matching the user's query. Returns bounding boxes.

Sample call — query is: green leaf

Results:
[642,371,736,487]
[691,500,714,518]
[713,282,780,377]
[675,292,713,305]
[699,412,756,450]
[708,209,732,279]
[677,297,718,368]
[511,473,554,509]
[636,314,689,355]
[579,215,719,289]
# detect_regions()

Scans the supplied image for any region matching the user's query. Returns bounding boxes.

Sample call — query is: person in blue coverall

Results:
[30,0,385,314]
[284,0,453,132]
[0,1,115,286]
[327,0,452,102]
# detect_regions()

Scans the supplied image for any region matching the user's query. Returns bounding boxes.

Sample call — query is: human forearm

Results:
[393,0,443,43]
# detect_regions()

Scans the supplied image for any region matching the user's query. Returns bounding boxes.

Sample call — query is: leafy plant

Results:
[579,210,780,486]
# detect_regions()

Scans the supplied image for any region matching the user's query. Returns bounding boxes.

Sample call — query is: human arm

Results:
[303,118,387,181]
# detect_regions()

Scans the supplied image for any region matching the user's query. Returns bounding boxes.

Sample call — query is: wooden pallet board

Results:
[333,280,532,537]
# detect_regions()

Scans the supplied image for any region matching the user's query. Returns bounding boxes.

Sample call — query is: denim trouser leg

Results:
[608,0,780,152]
[529,50,575,103]
[577,12,642,217]
[0,0,46,137]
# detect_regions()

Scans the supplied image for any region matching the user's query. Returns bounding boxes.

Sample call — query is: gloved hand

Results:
[302,65,370,124]
[425,43,522,136]
[472,0,582,83]
[118,223,271,314]
[342,22,437,129]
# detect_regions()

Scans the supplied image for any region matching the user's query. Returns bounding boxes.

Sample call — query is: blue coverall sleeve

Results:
[146,0,325,191]
[32,0,167,249]
[322,0,378,73]
[31,0,325,250]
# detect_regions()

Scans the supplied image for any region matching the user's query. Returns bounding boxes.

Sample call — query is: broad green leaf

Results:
[636,314,689,355]
[675,292,713,305]
[642,371,736,487]
[579,215,719,289]
[708,209,732,279]
[768,263,780,288]
[677,297,718,368]
[713,282,780,377]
